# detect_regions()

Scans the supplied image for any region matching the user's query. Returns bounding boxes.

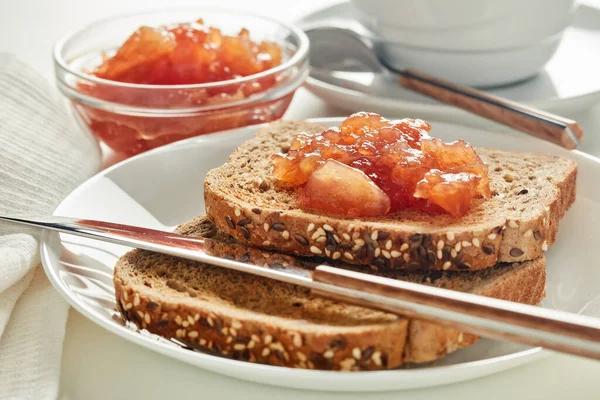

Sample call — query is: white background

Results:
[2,0,600,398]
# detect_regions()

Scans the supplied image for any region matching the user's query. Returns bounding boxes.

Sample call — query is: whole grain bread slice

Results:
[114,215,546,370]
[204,120,576,271]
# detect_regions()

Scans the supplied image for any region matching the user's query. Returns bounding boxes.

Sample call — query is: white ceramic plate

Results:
[41,119,600,392]
[299,2,600,116]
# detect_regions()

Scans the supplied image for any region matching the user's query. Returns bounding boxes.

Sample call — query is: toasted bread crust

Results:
[204,120,576,271]
[114,216,546,370]
[114,276,408,370]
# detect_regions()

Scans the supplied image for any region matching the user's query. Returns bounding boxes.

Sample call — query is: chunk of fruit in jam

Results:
[299,160,391,217]
[93,19,282,87]
[272,112,490,217]
[93,26,176,82]
[414,164,490,217]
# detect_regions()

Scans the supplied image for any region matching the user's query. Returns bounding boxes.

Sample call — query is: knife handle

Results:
[312,265,600,360]
[398,69,583,150]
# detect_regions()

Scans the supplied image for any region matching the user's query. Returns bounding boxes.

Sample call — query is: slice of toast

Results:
[114,215,546,370]
[204,120,576,271]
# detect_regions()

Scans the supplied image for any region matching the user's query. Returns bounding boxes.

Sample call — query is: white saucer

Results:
[298,2,600,117]
[40,119,600,392]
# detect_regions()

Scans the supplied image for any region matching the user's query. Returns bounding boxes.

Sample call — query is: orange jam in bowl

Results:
[273,112,490,217]
[54,10,309,155]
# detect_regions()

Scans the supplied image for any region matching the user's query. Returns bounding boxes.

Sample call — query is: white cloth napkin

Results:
[0,54,101,399]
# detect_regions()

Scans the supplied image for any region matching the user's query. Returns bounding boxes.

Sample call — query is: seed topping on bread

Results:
[216,203,514,271]
[116,283,398,370]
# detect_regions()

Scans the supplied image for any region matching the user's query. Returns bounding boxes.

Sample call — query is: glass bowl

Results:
[54,9,309,155]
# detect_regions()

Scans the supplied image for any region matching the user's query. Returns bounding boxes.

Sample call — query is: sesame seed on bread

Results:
[113,215,546,370]
[204,120,577,271]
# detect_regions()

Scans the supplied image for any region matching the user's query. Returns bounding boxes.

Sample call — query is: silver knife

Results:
[2,214,600,360]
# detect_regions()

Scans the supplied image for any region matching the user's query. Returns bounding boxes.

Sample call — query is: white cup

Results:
[351,0,577,51]
[350,0,577,86]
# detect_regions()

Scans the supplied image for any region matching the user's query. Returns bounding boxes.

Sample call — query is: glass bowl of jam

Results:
[54,9,309,155]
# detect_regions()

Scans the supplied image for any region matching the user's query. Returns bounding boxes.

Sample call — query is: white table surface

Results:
[3,0,600,398]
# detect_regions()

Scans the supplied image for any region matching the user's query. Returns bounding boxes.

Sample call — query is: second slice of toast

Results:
[114,215,546,370]
[204,120,576,271]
